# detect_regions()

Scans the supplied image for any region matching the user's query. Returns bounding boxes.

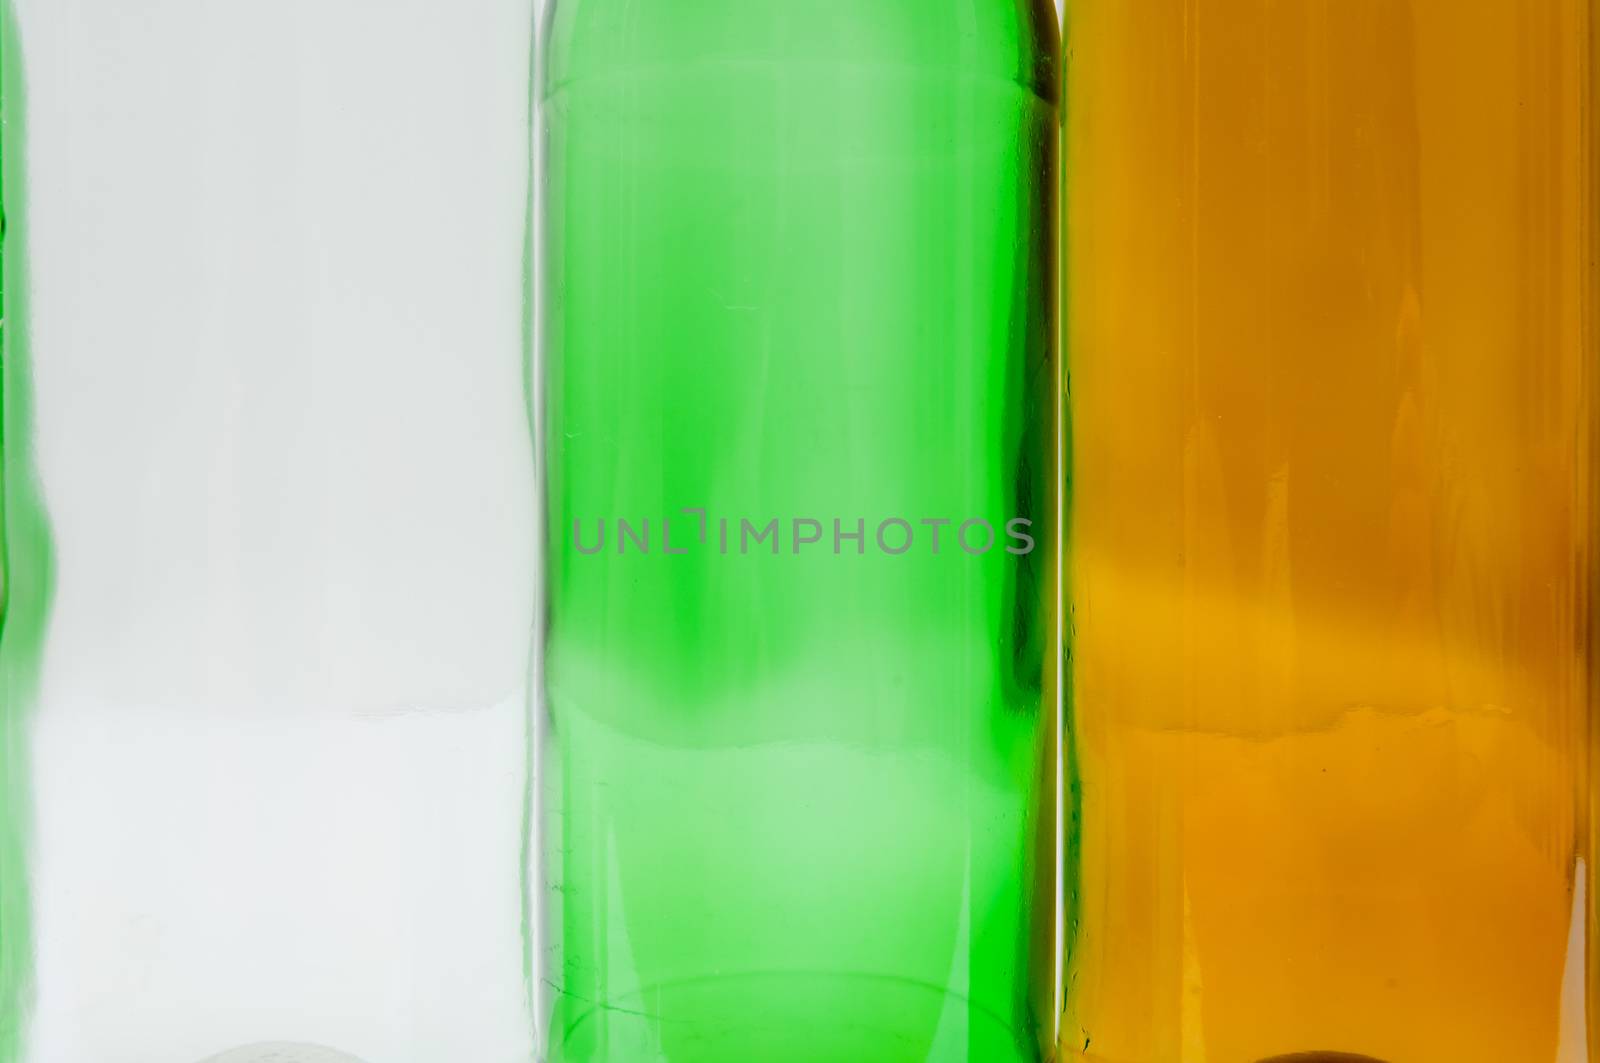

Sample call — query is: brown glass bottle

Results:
[1064,2,1597,1060]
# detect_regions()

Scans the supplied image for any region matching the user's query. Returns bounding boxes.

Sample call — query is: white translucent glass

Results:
[3,2,538,1061]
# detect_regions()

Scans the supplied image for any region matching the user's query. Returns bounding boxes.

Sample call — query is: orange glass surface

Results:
[1064,2,1596,1061]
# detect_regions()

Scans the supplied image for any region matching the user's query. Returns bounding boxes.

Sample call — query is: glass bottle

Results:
[537,1,1061,1060]
[1,2,539,1060]
[1064,2,1596,1061]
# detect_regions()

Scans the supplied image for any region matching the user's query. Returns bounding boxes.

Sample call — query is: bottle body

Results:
[1,3,539,1060]
[1065,2,1596,1061]
[538,2,1060,1060]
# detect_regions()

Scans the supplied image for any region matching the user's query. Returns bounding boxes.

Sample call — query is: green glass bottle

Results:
[536,2,1062,1061]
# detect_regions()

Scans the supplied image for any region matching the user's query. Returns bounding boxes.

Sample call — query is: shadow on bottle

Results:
[1256,1055,1393,1063]
[197,1045,369,1063]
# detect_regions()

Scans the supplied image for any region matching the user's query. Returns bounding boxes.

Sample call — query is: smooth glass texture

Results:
[1,3,539,1061]
[538,2,1061,1061]
[1066,2,1596,1062]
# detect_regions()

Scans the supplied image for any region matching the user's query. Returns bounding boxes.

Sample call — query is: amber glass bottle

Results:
[1065,2,1596,1061]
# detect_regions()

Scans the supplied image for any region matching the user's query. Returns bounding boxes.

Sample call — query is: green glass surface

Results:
[0,7,54,1059]
[537,2,1061,1061]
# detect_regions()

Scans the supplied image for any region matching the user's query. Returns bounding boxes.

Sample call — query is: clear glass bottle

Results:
[1,2,539,1061]
[1064,2,1597,1061]
[537,1,1061,1060]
